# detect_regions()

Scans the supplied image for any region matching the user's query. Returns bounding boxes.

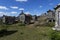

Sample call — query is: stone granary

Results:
[41,13,47,17]
[2,15,16,24]
[18,10,38,24]
[47,10,55,22]
[31,15,37,23]
[1,10,38,24]
[18,11,32,24]
[0,17,2,24]
[39,10,55,23]
[53,4,60,30]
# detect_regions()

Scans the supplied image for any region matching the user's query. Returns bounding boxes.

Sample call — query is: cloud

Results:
[16,0,28,2]
[0,12,8,16]
[25,11,30,14]
[40,5,43,8]
[0,12,18,16]
[58,3,60,5]
[0,12,4,16]
[11,12,17,14]
[10,6,18,9]
[19,8,24,10]
[0,6,8,10]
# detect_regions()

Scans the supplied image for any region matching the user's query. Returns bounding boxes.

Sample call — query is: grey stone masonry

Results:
[53,4,60,30]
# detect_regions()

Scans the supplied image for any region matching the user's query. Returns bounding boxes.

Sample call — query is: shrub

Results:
[46,22,55,27]
[50,31,60,40]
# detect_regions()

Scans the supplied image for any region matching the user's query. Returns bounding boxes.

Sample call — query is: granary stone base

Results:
[52,27,60,31]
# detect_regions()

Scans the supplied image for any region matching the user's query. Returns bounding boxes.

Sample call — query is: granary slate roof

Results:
[47,10,53,12]
[19,10,25,15]
[54,4,60,10]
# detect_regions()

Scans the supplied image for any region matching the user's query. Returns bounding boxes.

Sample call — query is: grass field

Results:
[0,23,54,40]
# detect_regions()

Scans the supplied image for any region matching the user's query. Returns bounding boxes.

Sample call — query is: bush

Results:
[46,22,55,27]
[51,31,60,40]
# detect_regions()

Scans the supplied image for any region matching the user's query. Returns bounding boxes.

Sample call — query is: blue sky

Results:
[0,0,60,16]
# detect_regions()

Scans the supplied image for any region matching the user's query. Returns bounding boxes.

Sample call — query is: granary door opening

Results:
[58,11,60,25]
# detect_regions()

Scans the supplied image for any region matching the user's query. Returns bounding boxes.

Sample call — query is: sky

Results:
[0,0,60,16]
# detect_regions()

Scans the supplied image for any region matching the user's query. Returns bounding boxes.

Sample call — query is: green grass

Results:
[50,31,60,40]
[0,23,54,40]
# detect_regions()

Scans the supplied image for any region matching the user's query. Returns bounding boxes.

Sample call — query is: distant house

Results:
[2,15,16,24]
[18,11,32,24]
[47,10,55,22]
